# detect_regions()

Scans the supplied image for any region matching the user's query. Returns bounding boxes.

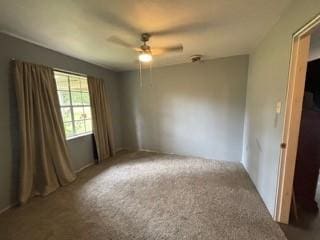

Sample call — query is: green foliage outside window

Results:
[55,72,93,138]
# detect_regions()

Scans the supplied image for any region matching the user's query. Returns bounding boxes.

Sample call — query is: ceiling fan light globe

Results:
[139,53,152,63]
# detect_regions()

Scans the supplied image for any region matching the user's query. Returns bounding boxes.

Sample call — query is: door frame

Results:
[275,15,320,224]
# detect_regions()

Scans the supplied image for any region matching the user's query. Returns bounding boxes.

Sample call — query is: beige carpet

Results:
[0,151,286,240]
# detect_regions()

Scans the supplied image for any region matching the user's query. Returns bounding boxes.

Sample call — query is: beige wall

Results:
[119,55,249,162]
[243,0,320,217]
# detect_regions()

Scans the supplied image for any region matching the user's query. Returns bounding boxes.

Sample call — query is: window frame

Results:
[54,71,93,140]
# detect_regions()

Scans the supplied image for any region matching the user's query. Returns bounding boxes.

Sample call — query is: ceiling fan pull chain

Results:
[149,62,153,87]
[139,62,143,88]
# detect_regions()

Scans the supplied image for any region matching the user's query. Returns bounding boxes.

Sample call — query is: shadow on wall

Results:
[242,115,263,192]
[8,61,20,206]
[242,86,283,214]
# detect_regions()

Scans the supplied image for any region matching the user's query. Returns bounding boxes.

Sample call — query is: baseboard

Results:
[138,148,239,163]
[75,162,95,174]
[140,148,162,154]
[116,148,124,153]
[139,148,179,157]
[122,147,177,156]
[0,202,18,215]
[140,148,200,160]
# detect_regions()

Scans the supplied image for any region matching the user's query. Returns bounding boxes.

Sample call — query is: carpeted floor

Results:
[0,151,286,240]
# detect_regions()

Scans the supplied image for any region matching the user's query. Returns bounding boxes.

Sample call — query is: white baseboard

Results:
[75,162,95,174]
[116,148,124,153]
[125,147,196,159]
[0,202,18,215]
[140,148,180,156]
[125,147,239,163]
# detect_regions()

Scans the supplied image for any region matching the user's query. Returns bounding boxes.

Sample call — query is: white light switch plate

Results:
[276,101,282,114]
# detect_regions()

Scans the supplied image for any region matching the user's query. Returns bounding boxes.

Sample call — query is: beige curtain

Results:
[88,76,115,162]
[13,61,76,204]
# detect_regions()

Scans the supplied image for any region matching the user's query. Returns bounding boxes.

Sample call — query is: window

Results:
[54,71,92,139]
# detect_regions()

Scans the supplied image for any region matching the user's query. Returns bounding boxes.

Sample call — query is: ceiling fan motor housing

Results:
[141,33,151,43]
[140,33,152,52]
[141,44,151,52]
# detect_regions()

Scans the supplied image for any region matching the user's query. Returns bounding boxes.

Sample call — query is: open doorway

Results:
[280,55,320,238]
[287,33,320,233]
[294,55,320,216]
[275,14,320,236]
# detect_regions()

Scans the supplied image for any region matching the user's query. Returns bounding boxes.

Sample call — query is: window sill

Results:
[67,132,93,141]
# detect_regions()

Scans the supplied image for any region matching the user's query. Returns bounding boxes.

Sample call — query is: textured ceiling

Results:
[0,0,291,71]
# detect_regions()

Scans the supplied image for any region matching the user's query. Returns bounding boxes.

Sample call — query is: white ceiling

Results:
[0,0,291,71]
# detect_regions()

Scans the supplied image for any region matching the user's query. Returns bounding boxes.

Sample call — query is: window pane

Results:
[61,107,72,122]
[58,91,71,106]
[71,92,83,105]
[55,74,69,91]
[82,92,90,105]
[54,71,92,139]
[73,107,84,120]
[80,78,88,92]
[74,120,86,134]
[64,122,74,138]
[85,120,92,132]
[83,107,92,119]
[70,78,81,91]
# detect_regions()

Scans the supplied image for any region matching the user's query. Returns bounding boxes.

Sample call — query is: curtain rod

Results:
[54,68,87,77]
[10,58,87,78]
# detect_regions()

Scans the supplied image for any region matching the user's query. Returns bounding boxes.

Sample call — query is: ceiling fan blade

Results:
[133,47,143,53]
[150,22,212,37]
[151,44,183,56]
[107,36,136,49]
[90,8,140,36]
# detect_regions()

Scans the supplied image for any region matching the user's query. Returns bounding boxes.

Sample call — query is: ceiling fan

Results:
[108,33,183,63]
